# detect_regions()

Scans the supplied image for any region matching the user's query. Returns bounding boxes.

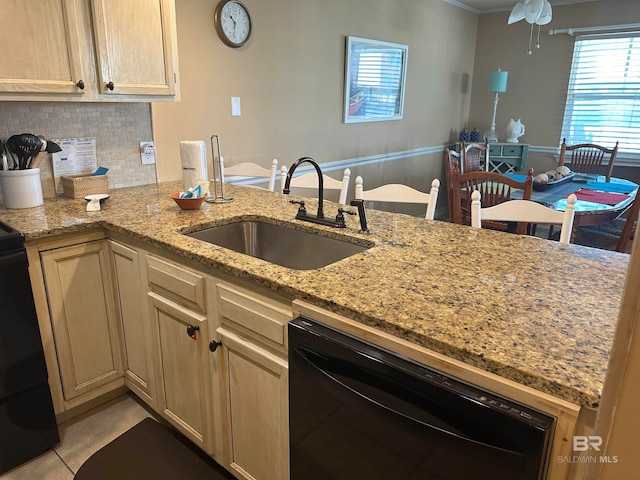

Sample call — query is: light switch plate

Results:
[140,142,156,164]
[231,97,241,117]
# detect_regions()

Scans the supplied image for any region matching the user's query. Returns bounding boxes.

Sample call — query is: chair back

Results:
[616,194,639,252]
[461,140,489,173]
[452,168,534,232]
[280,166,351,204]
[444,148,461,222]
[355,176,440,220]
[559,138,618,182]
[471,190,577,245]
[222,158,278,192]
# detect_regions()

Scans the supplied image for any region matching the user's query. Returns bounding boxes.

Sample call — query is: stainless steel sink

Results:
[185,220,371,270]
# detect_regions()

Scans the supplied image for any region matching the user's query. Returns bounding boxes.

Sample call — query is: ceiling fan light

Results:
[524,0,544,24]
[535,1,552,26]
[508,2,526,25]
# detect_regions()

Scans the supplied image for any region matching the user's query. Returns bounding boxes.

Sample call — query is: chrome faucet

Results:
[282,157,348,228]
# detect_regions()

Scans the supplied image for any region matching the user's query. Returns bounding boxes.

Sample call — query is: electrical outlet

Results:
[140,142,156,164]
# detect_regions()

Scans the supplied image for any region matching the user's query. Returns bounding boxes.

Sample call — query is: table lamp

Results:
[484,69,508,143]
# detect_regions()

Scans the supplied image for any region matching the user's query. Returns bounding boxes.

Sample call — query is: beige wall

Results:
[471,0,640,182]
[151,0,478,209]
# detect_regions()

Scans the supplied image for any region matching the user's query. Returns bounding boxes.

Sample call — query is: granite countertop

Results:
[0,181,629,408]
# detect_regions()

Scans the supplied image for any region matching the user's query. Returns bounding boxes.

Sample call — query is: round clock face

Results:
[215,0,252,48]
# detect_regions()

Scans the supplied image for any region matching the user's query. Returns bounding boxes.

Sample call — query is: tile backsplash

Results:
[0,102,156,198]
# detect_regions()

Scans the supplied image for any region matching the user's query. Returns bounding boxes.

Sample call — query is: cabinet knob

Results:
[186,324,200,339]
[209,340,222,352]
[76,80,85,90]
[106,81,115,91]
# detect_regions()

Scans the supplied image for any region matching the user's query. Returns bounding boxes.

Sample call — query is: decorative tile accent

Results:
[0,102,156,197]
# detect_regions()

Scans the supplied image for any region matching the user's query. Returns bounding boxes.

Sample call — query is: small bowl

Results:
[170,192,205,210]
[84,194,110,204]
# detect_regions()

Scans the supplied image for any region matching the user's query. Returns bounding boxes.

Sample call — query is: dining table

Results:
[508,173,638,228]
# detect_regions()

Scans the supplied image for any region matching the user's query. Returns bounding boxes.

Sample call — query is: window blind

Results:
[561,32,640,160]
[352,47,405,117]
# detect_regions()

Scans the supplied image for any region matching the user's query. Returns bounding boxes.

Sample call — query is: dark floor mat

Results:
[74,418,234,480]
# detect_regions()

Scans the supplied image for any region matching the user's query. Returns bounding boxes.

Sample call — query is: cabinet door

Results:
[0,0,85,94]
[90,0,177,96]
[149,292,214,453]
[217,327,289,480]
[40,240,124,401]
[109,241,154,406]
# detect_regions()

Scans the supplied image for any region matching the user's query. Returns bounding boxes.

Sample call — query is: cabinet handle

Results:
[106,81,115,91]
[186,324,199,339]
[76,80,85,90]
[209,340,222,352]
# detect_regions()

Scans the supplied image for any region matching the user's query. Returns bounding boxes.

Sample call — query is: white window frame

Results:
[343,36,408,124]
[561,32,640,166]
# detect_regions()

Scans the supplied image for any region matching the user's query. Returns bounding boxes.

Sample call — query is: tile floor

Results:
[0,394,154,480]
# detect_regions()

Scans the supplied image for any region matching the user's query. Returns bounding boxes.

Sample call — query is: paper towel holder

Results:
[206,134,234,204]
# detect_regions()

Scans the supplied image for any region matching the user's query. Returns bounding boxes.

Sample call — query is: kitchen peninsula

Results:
[0,182,629,479]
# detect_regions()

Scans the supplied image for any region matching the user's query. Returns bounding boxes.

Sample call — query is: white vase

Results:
[0,168,44,209]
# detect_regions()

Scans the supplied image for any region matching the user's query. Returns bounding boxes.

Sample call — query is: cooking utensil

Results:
[28,152,47,170]
[0,144,8,171]
[7,134,42,170]
[28,136,62,169]
[1,137,17,170]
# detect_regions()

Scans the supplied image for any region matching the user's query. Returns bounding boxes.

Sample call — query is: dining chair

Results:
[559,138,619,182]
[354,176,440,220]
[461,140,490,173]
[444,148,462,222]
[280,165,351,205]
[451,168,534,233]
[221,158,278,192]
[616,194,639,252]
[471,190,578,245]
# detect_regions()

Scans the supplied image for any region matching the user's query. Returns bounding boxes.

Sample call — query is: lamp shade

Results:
[488,70,508,93]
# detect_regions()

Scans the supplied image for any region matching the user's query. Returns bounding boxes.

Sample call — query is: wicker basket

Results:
[61,174,109,198]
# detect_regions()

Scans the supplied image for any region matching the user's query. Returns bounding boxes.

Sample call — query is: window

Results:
[344,37,408,124]
[561,32,640,162]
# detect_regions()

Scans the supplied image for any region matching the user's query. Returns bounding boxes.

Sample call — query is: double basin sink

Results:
[185,220,371,270]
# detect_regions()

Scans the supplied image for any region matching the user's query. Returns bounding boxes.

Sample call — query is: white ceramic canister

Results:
[0,168,44,209]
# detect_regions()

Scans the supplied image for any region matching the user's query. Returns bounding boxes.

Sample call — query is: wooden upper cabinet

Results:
[0,0,179,101]
[0,0,85,94]
[90,0,177,96]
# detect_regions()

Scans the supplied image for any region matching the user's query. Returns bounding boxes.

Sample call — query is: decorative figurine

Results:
[506,118,525,143]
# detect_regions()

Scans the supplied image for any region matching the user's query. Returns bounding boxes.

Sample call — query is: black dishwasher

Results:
[0,221,59,474]
[289,316,555,480]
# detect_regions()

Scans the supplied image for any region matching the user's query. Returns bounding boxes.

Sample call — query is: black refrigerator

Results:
[0,221,59,474]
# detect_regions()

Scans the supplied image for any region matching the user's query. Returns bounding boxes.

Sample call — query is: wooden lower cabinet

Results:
[217,327,289,480]
[148,292,215,454]
[40,239,124,403]
[109,240,154,407]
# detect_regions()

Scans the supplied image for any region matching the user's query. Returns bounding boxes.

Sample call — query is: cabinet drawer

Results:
[489,146,502,156]
[503,145,524,156]
[146,255,205,312]
[217,282,291,350]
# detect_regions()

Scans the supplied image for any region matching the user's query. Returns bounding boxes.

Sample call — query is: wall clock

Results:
[213,0,252,48]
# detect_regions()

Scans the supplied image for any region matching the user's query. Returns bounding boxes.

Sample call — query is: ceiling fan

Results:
[508,0,553,54]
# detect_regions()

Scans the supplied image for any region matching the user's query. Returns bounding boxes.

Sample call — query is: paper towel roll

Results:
[180,141,208,191]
